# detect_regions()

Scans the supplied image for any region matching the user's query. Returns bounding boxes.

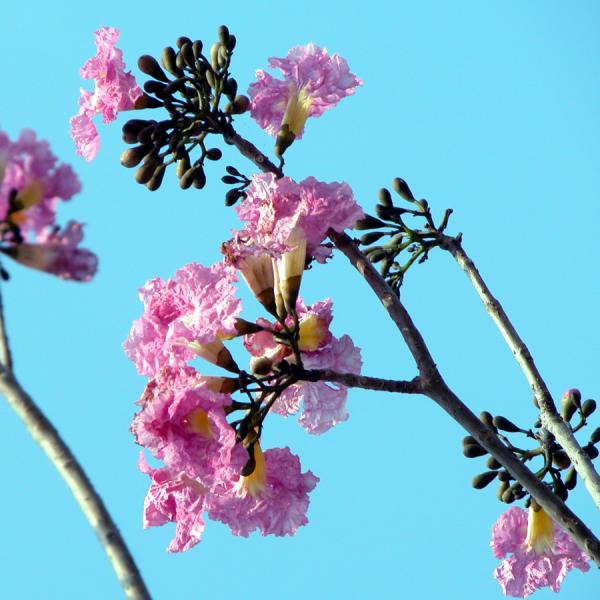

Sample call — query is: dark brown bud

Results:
[138,55,169,82]
[492,415,521,433]
[486,456,502,470]
[192,167,207,189]
[463,444,487,458]
[479,411,495,428]
[134,94,163,110]
[205,148,222,161]
[234,318,264,335]
[232,95,250,114]
[137,123,157,145]
[552,478,568,501]
[274,125,295,157]
[584,443,599,459]
[391,177,415,201]
[360,231,386,245]
[497,480,509,500]
[252,356,273,376]
[222,78,238,98]
[364,247,388,263]
[241,455,256,477]
[552,449,571,470]
[590,427,600,445]
[226,35,237,51]
[180,42,195,68]
[581,399,597,417]
[501,488,515,503]
[179,165,200,189]
[192,40,203,59]
[378,188,393,207]
[135,160,159,185]
[145,164,166,191]
[564,467,577,490]
[176,36,192,48]
[122,119,150,144]
[354,215,386,230]
[472,471,498,489]
[217,25,230,45]
[497,470,511,482]
[176,153,191,179]
[225,188,243,206]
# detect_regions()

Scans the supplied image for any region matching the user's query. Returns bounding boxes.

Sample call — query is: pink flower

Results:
[248,44,361,139]
[491,506,590,597]
[71,27,142,161]
[244,298,362,434]
[0,130,81,238]
[132,366,245,485]
[124,262,241,376]
[208,446,319,537]
[226,173,363,264]
[1,221,97,281]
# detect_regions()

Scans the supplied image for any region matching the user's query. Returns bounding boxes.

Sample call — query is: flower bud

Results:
[354,215,386,230]
[486,456,502,470]
[146,164,166,191]
[552,449,571,470]
[120,144,153,168]
[472,471,498,489]
[590,427,600,445]
[201,376,240,394]
[492,415,521,433]
[581,399,596,417]
[238,255,277,316]
[564,467,577,490]
[161,46,182,76]
[378,188,393,207]
[138,55,169,82]
[561,389,581,422]
[463,443,487,458]
[391,177,415,201]
[189,338,240,373]
[251,356,274,376]
[274,125,296,158]
[277,227,306,313]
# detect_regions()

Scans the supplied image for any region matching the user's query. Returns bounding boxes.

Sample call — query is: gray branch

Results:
[438,233,600,510]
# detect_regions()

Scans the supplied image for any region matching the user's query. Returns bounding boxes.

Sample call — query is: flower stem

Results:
[437,232,600,510]
[0,290,151,600]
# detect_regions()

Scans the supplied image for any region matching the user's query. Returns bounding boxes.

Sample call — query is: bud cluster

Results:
[120,26,249,192]
[356,177,453,293]
[464,391,599,505]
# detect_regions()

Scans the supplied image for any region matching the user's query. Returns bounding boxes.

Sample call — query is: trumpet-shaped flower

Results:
[491,506,590,597]
[70,27,142,161]
[124,262,241,376]
[225,173,363,264]
[248,44,361,139]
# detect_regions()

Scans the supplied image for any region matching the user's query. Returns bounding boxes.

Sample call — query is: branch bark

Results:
[437,233,600,510]
[329,229,600,565]
[0,291,151,600]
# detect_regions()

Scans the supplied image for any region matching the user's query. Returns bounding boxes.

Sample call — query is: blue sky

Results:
[0,1,599,598]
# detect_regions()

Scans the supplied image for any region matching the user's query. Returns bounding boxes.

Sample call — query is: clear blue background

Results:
[1,1,599,598]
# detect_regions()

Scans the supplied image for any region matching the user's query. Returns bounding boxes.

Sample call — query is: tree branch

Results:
[223,126,600,563]
[437,232,600,510]
[329,229,600,565]
[0,292,150,600]
[300,369,422,394]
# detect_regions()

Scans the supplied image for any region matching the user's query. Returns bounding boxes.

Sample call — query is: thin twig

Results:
[0,284,13,371]
[0,290,151,600]
[329,229,600,564]
[300,369,422,394]
[437,232,600,510]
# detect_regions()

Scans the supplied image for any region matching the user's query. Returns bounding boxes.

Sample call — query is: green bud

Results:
[176,153,191,179]
[497,480,509,500]
[472,471,498,489]
[391,177,415,201]
[492,415,521,433]
[120,144,153,168]
[161,47,182,76]
[146,164,166,191]
[479,411,494,428]
[501,488,515,503]
[180,42,195,68]
[192,40,203,59]
[217,25,230,45]
[210,43,221,70]
[364,247,388,263]
[232,95,250,114]
[497,470,511,482]
[179,165,201,189]
[176,36,192,48]
[581,399,597,417]
[561,388,580,422]
[274,125,295,157]
[135,160,159,185]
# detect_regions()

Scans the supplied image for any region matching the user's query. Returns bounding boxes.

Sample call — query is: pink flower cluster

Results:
[125,262,322,550]
[491,506,590,597]
[245,298,362,434]
[0,129,97,281]
[70,27,142,162]
[225,172,364,264]
[249,43,361,139]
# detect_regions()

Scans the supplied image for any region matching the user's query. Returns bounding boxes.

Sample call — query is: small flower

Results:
[225,173,364,265]
[248,44,361,152]
[491,505,590,597]
[124,262,241,376]
[70,27,142,161]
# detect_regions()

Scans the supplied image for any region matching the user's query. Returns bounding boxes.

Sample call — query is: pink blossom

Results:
[491,506,590,597]
[227,173,363,263]
[71,27,142,161]
[208,446,319,537]
[244,297,362,434]
[249,43,361,139]
[138,455,209,553]
[1,221,97,281]
[124,262,241,376]
[0,130,81,238]
[132,365,245,485]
